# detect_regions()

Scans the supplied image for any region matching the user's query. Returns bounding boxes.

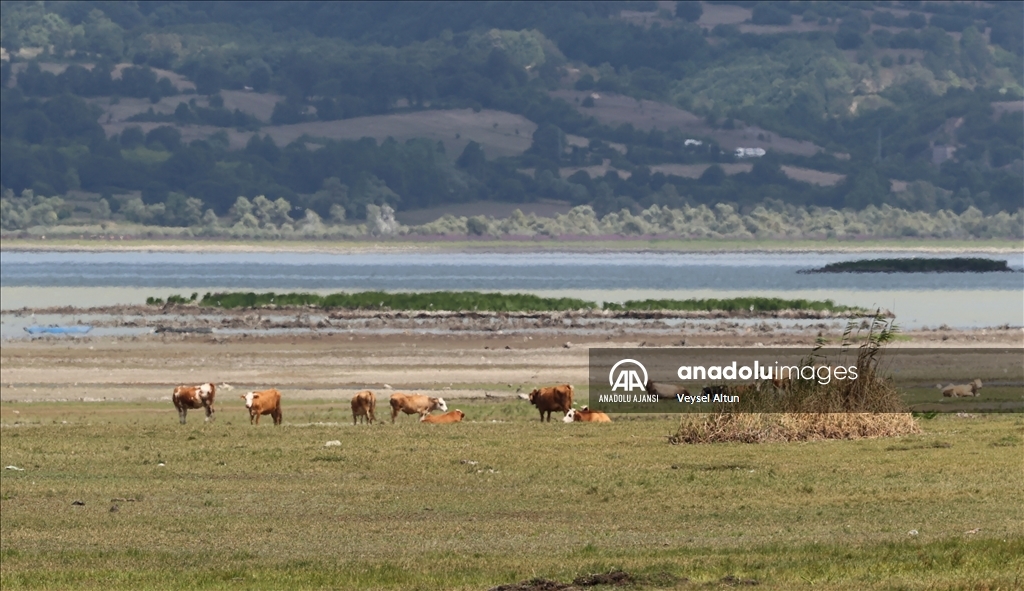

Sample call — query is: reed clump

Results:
[671,315,920,444]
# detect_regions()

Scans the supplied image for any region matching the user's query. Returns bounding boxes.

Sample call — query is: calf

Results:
[420,409,465,424]
[563,406,611,423]
[389,393,447,423]
[172,383,216,424]
[942,379,982,398]
[524,384,574,422]
[351,390,376,425]
[241,389,283,425]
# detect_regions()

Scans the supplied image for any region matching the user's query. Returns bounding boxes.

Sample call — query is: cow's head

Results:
[241,392,257,408]
[433,397,448,412]
[563,408,577,423]
[527,388,540,403]
[453,410,465,421]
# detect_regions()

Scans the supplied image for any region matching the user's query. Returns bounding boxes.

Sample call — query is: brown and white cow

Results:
[241,389,282,425]
[172,383,216,424]
[420,409,465,424]
[389,393,447,423]
[351,390,376,425]
[524,384,574,422]
[563,406,611,423]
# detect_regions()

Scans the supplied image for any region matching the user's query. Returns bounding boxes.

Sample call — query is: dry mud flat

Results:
[1,306,1020,404]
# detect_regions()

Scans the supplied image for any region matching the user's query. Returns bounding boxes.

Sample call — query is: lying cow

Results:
[646,380,689,399]
[524,384,574,422]
[172,383,216,424]
[942,379,982,398]
[420,409,465,424]
[351,390,376,425]
[563,406,611,423]
[241,389,282,425]
[389,393,447,423]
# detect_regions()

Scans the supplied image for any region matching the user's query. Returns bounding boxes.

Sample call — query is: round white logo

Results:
[609,359,648,391]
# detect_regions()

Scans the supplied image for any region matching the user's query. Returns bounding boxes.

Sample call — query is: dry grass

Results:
[672,412,920,444]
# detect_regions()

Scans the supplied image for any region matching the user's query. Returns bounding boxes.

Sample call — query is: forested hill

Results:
[1,1,1022,233]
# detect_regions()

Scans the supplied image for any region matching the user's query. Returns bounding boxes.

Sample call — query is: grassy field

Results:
[1,400,1021,590]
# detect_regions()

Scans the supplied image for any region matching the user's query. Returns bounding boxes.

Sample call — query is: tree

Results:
[675,2,702,23]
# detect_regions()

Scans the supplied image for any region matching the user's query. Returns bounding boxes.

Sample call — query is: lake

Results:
[1,250,1021,329]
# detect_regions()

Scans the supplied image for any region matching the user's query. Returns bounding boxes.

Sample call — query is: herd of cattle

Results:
[170,382,609,426]
[171,375,986,425]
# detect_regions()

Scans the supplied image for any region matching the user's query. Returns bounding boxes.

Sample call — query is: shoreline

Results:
[2,238,1022,254]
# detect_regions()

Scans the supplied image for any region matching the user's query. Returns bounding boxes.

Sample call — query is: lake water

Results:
[1,250,1021,329]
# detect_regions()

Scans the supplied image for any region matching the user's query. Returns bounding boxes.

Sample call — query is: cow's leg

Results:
[274,410,282,425]
[252,413,259,425]
[178,407,187,424]
[204,404,214,422]
[391,407,399,424]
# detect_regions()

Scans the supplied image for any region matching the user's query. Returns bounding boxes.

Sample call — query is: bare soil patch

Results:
[697,3,751,27]
[260,109,536,159]
[780,166,845,186]
[219,90,285,122]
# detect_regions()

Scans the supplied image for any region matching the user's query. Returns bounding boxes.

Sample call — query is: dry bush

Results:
[672,315,921,444]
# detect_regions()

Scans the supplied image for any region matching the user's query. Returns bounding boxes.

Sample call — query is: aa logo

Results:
[609,359,648,392]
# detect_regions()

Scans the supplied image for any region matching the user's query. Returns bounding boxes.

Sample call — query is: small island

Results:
[803,257,1014,274]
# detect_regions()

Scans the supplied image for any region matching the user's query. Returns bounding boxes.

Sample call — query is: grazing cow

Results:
[351,390,377,425]
[563,406,611,423]
[172,383,216,424]
[525,384,574,422]
[241,389,282,425]
[389,393,447,423]
[942,379,982,398]
[646,380,689,399]
[420,409,465,424]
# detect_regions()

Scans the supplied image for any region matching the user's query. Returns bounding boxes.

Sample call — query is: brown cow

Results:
[942,379,982,398]
[172,383,216,424]
[351,390,376,425]
[420,409,465,424]
[646,380,689,400]
[241,389,282,425]
[563,406,611,423]
[524,384,574,422]
[389,393,447,423]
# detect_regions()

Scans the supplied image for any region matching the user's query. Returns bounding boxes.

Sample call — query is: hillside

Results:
[1,1,1021,233]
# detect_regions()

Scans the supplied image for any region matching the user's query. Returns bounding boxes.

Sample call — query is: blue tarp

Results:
[24,326,93,335]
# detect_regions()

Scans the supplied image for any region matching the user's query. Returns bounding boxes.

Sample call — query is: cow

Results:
[563,406,611,423]
[241,389,282,425]
[420,409,465,424]
[351,390,376,425]
[389,393,447,423]
[172,383,216,424]
[646,380,689,399]
[524,384,574,422]
[942,379,982,398]
[702,383,760,397]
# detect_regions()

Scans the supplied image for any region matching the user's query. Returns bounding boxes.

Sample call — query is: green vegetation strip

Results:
[806,257,1013,273]
[145,292,863,313]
